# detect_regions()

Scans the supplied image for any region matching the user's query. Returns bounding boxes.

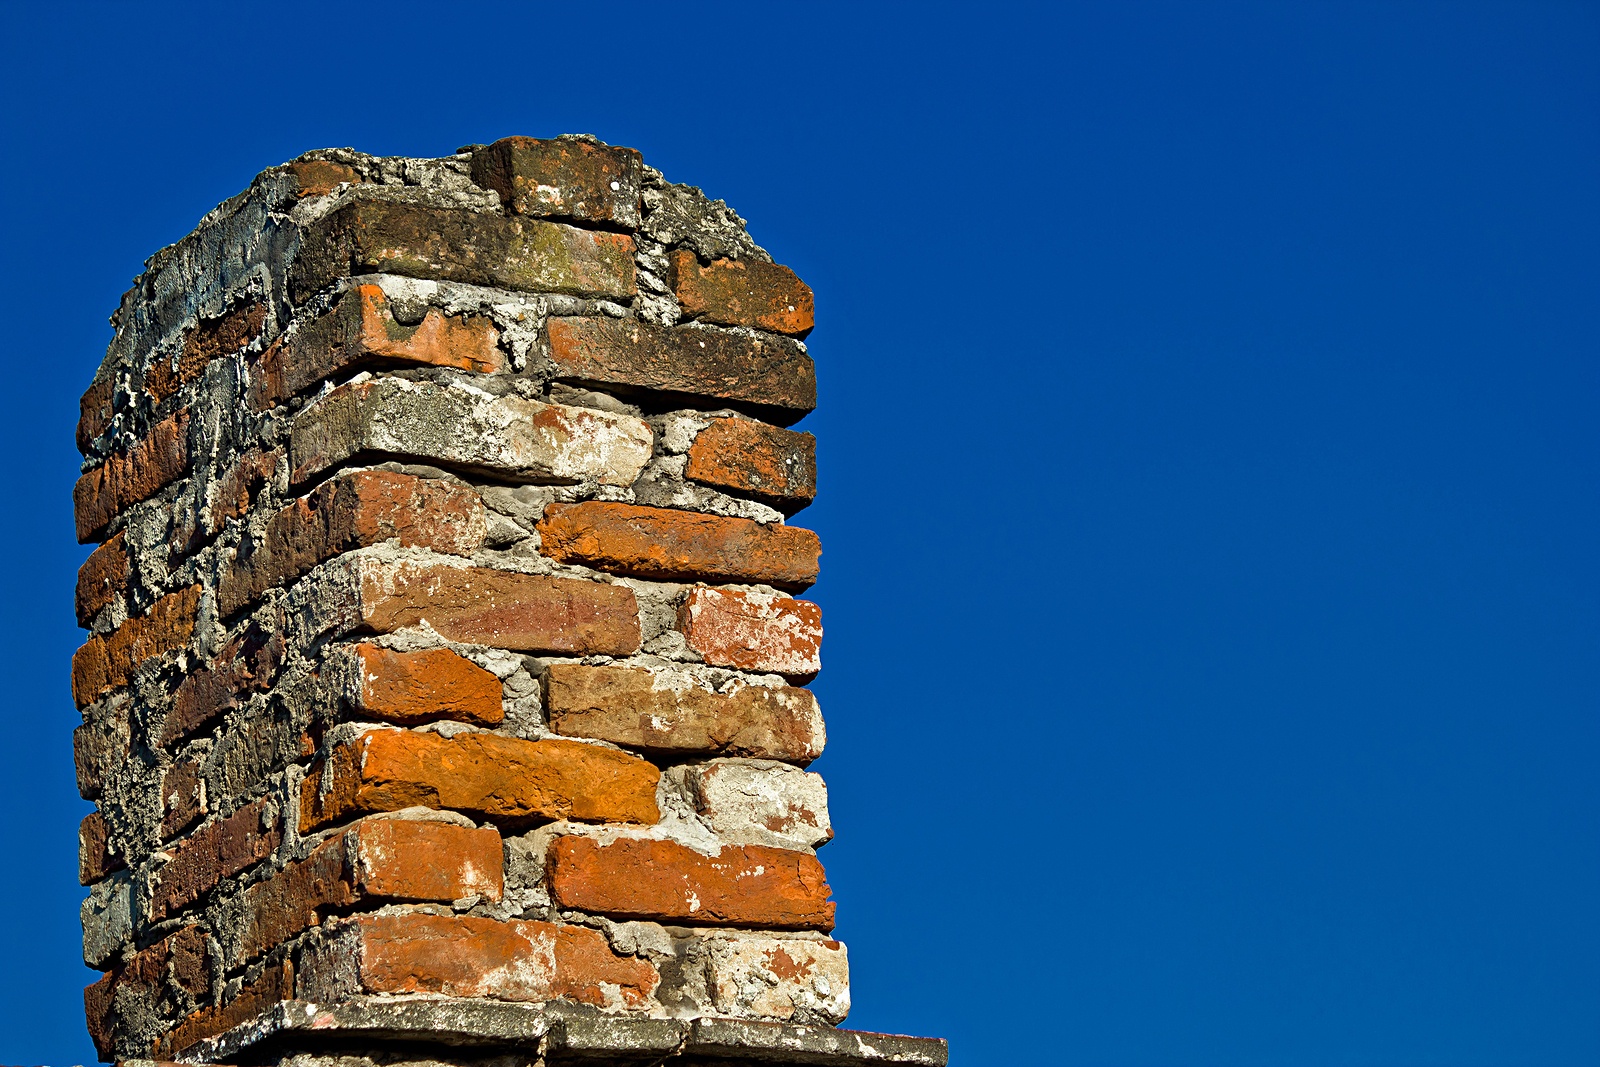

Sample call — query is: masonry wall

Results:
[71,137,845,1061]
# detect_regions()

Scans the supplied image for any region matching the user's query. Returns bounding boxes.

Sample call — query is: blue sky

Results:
[1,2,1595,1064]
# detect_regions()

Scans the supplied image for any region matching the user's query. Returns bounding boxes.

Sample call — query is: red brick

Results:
[158,958,291,1058]
[218,469,486,616]
[679,587,822,677]
[300,728,659,832]
[348,644,504,726]
[77,375,115,454]
[536,502,821,590]
[670,249,815,337]
[160,758,205,840]
[148,799,282,923]
[549,836,835,931]
[252,283,503,409]
[470,136,643,227]
[290,199,636,303]
[74,713,127,800]
[76,531,129,627]
[235,817,502,964]
[303,913,657,1009]
[544,663,824,763]
[87,926,212,1060]
[72,585,201,708]
[287,158,361,198]
[147,300,266,403]
[685,417,817,511]
[546,316,815,422]
[78,811,125,885]
[73,410,191,543]
[161,615,284,746]
[354,560,641,655]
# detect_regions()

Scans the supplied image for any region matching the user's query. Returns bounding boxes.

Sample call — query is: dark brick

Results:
[470,136,643,227]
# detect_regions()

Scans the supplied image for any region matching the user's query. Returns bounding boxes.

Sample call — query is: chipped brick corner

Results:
[70,136,946,1067]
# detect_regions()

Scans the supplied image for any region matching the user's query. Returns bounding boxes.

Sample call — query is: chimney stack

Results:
[71,137,945,1065]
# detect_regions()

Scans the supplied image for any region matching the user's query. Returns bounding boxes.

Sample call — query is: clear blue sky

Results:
[1,3,1595,1064]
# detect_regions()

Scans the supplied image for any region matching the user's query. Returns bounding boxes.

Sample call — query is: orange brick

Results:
[287,158,361,198]
[471,136,643,226]
[303,913,657,1009]
[536,501,821,590]
[348,644,503,726]
[685,417,817,511]
[354,561,641,655]
[73,410,190,542]
[72,585,201,708]
[148,799,281,922]
[75,532,129,627]
[218,469,487,616]
[544,663,824,762]
[549,836,835,931]
[252,284,503,409]
[546,316,815,421]
[679,587,822,677]
[158,958,291,1058]
[148,300,266,403]
[78,811,124,885]
[299,728,659,832]
[670,249,815,337]
[235,818,501,964]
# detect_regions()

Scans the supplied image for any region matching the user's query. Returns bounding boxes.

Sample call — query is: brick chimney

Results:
[70,137,946,1066]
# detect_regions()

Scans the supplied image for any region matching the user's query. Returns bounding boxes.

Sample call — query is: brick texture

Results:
[147,300,266,404]
[78,812,124,885]
[72,585,201,708]
[670,249,815,337]
[160,615,284,746]
[287,158,361,198]
[686,417,817,512]
[75,531,129,626]
[77,375,114,453]
[157,959,292,1058]
[679,587,823,676]
[347,643,504,726]
[147,799,282,923]
[471,136,644,227]
[73,410,190,542]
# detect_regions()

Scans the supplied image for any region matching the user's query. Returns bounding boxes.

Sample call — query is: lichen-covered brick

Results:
[471,136,644,227]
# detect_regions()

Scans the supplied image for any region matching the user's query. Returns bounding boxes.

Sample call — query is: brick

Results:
[218,469,486,617]
[544,664,825,763]
[347,643,504,726]
[147,300,266,403]
[706,937,849,1024]
[86,926,211,1060]
[234,817,502,965]
[288,376,652,487]
[158,959,291,1058]
[81,872,132,969]
[74,711,128,800]
[686,760,833,851]
[78,811,125,885]
[160,758,205,840]
[205,447,278,538]
[77,374,114,454]
[161,616,284,746]
[301,913,657,1009]
[354,560,641,655]
[72,585,201,708]
[76,531,129,627]
[670,249,815,337]
[253,283,503,409]
[549,836,835,931]
[288,158,361,198]
[83,970,115,1061]
[679,587,822,676]
[685,417,817,511]
[470,136,643,227]
[300,728,659,832]
[290,199,636,303]
[536,502,821,590]
[546,316,816,422]
[148,799,282,923]
[73,410,190,542]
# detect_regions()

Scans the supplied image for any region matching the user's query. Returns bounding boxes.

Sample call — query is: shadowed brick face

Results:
[68,135,942,1067]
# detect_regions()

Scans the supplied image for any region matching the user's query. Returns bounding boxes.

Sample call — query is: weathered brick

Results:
[73,410,190,543]
[204,447,278,538]
[74,710,128,800]
[81,872,132,969]
[300,728,659,832]
[301,913,657,1009]
[686,417,817,512]
[147,300,266,403]
[161,616,284,746]
[347,644,504,726]
[86,925,212,1060]
[679,587,822,676]
[234,817,502,965]
[72,585,201,708]
[76,531,129,627]
[546,317,816,422]
[470,136,644,227]
[158,959,291,1058]
[219,469,486,617]
[706,937,849,1024]
[290,199,636,303]
[289,376,652,487]
[549,836,835,931]
[354,560,641,655]
[670,249,815,337]
[287,158,361,198]
[148,799,282,923]
[77,374,115,454]
[536,502,821,590]
[253,284,503,409]
[78,811,124,885]
[544,664,825,763]
[685,760,833,851]
[160,758,205,840]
